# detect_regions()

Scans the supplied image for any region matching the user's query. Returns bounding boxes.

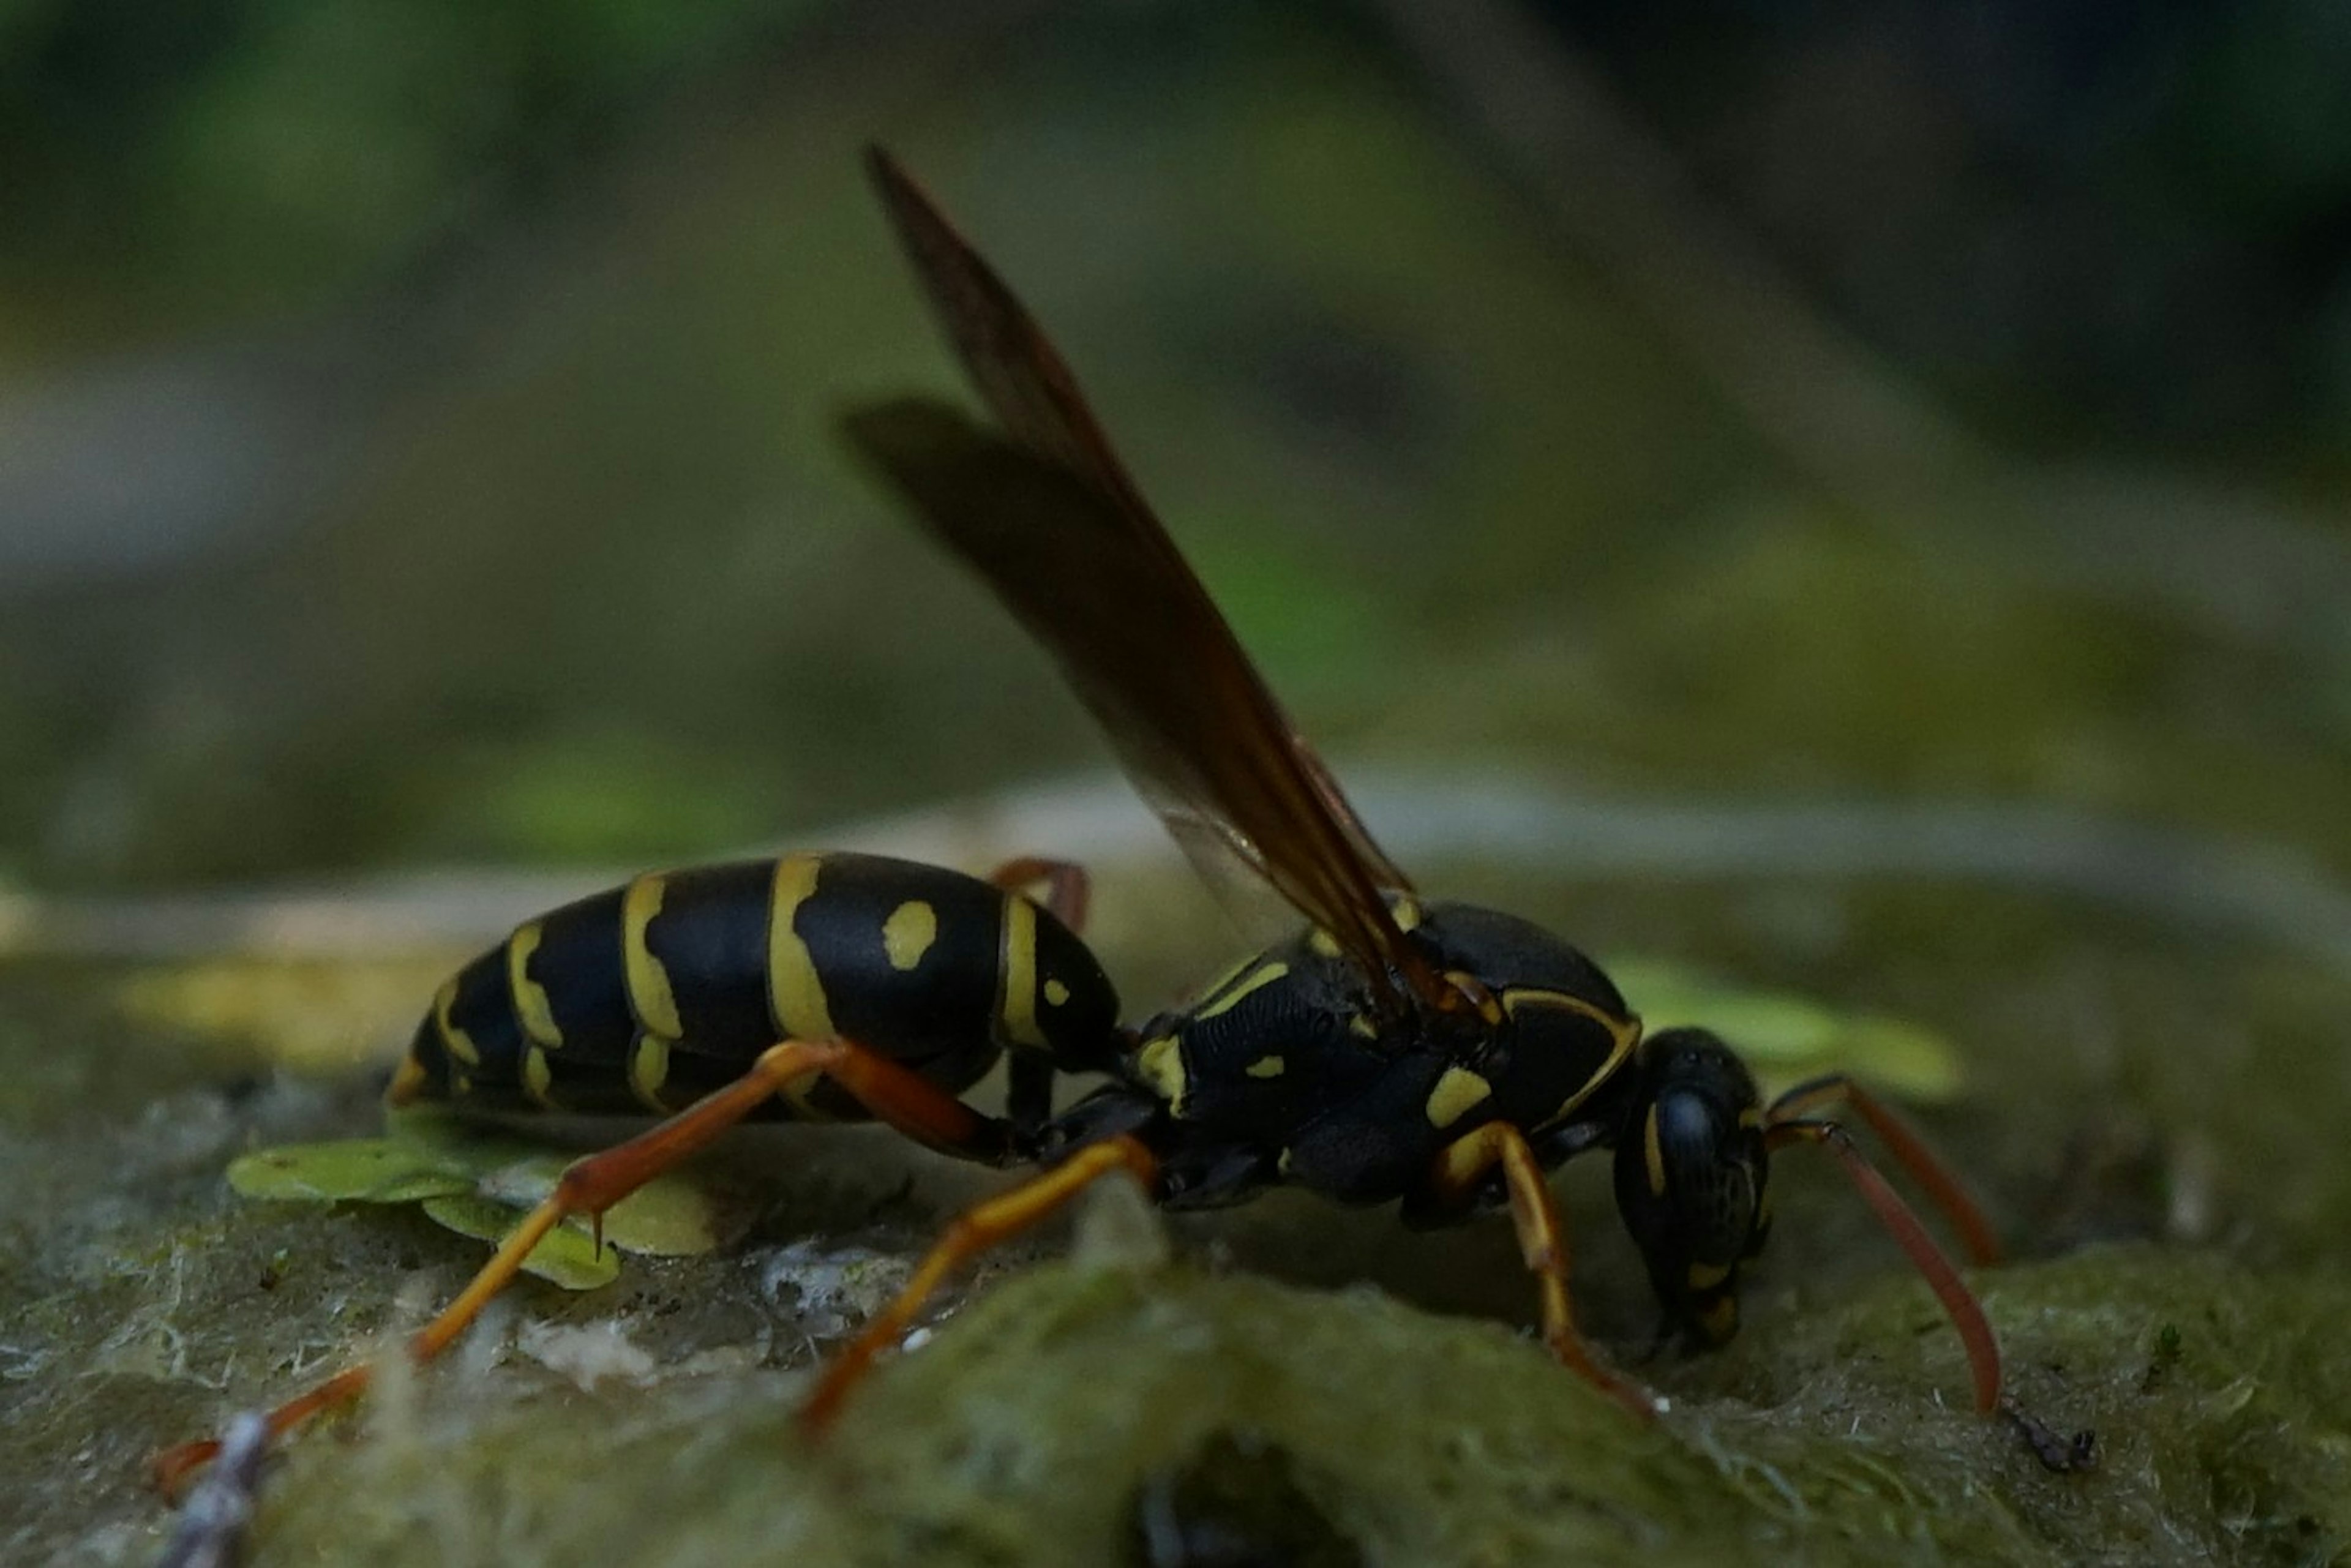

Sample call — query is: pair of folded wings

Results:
[846,149,1452,1023]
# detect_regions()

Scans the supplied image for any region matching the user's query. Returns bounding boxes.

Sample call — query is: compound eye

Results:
[1658,1097,1760,1255]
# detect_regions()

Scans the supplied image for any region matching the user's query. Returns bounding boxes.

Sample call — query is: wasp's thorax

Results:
[1612,1027,1772,1345]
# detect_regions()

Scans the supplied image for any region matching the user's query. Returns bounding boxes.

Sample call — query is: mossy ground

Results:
[7,892,2351,1567]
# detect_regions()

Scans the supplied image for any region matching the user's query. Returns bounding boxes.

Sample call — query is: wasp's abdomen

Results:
[391,852,1118,1121]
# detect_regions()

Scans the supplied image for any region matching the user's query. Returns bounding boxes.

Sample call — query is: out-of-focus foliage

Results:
[0,0,805,346]
[1605,956,1962,1103]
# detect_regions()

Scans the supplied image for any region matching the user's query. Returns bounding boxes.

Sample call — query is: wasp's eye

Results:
[1613,1029,1769,1341]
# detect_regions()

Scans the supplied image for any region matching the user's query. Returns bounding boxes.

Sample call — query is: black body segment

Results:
[1121,898,1643,1209]
[391,852,1120,1122]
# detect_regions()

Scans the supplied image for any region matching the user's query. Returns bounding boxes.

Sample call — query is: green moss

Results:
[235,1247,2349,1567]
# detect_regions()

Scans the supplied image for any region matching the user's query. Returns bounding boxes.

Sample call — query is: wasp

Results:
[157,149,2004,1490]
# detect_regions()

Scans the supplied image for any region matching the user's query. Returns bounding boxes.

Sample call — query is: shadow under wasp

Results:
[157,147,2008,1493]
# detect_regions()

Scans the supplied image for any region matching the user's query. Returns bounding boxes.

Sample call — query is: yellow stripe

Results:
[521,1046,558,1111]
[1643,1105,1668,1197]
[1687,1259,1733,1291]
[1424,1065,1493,1128]
[765,855,836,1041]
[433,978,481,1068]
[1187,951,1259,1007]
[385,1052,430,1106]
[621,874,684,1040]
[506,922,562,1049]
[999,894,1047,1049]
[1196,961,1288,1021]
[1506,988,1643,1130]
[629,1034,673,1114]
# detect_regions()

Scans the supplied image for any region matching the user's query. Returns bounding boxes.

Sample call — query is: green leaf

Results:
[419,1194,622,1291]
[1606,958,1963,1104]
[227,1105,727,1289]
[227,1140,476,1204]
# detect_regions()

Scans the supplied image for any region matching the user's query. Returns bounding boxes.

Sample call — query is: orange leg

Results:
[1768,1074,2001,1266]
[988,855,1090,931]
[797,1134,1159,1433]
[1425,1122,1659,1420]
[155,1036,1016,1497]
[1764,1118,2003,1414]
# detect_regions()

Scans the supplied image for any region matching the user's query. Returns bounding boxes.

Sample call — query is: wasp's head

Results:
[1613,1027,1771,1346]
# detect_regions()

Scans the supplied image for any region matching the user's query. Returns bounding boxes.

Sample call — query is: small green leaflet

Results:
[1606,958,1962,1104]
[227,1107,724,1290]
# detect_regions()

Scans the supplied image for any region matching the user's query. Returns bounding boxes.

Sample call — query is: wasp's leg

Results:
[1420,1120,1659,1420]
[988,855,1094,1136]
[1764,1117,2003,1413]
[156,1037,1021,1496]
[1766,1073,2000,1266]
[798,1133,1160,1432]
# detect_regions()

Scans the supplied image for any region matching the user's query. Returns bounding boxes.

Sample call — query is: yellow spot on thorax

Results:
[1348,1014,1379,1041]
[433,978,481,1068]
[621,875,684,1039]
[998,894,1049,1049]
[1244,1054,1285,1079]
[1424,1065,1493,1128]
[1686,1259,1733,1292]
[882,899,938,972]
[507,922,562,1048]
[629,1034,673,1114]
[1136,1035,1187,1114]
[1043,978,1071,1007]
[1194,961,1289,1021]
[767,855,837,1041]
[1308,928,1343,959]
[1389,897,1422,932]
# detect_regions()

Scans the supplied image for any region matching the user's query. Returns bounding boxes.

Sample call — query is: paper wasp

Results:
[156,147,2004,1491]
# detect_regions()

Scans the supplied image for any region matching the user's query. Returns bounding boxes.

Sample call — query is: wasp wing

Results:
[851,147,1442,1015]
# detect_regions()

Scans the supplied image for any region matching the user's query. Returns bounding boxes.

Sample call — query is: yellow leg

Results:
[1425,1121,1658,1420]
[797,1134,1160,1433]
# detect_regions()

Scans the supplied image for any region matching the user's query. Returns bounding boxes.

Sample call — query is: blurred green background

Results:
[8,3,2351,1562]
[4,0,2345,888]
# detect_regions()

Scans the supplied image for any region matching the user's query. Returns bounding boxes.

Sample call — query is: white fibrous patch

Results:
[516,1319,657,1390]
[755,1240,913,1337]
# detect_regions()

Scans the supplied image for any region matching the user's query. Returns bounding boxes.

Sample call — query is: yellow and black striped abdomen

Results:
[389,852,1119,1121]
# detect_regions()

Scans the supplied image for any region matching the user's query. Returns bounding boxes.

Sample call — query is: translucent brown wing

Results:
[852,147,1444,1017]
